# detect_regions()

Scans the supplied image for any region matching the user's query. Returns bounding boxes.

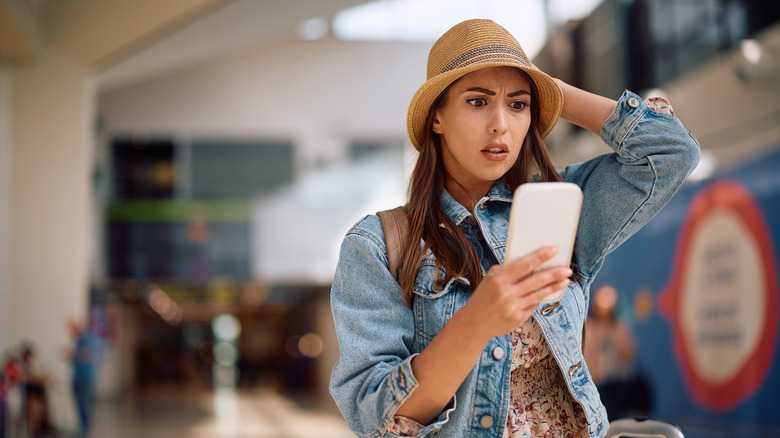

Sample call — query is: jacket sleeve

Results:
[562,91,700,283]
[328,215,453,437]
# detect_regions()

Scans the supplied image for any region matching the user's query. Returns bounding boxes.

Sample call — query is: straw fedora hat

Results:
[406,19,563,150]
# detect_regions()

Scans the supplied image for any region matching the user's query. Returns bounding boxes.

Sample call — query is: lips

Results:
[481,143,509,160]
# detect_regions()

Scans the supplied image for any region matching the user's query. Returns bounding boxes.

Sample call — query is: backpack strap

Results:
[377,205,409,282]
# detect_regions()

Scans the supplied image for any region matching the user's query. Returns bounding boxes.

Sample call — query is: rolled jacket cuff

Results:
[390,353,419,404]
[600,90,647,151]
[385,354,456,437]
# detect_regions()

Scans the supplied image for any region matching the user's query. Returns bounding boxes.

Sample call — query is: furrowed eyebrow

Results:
[464,87,495,95]
[508,90,531,98]
[463,87,531,98]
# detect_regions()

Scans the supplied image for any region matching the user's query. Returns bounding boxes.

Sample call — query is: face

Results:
[593,286,617,317]
[433,66,532,199]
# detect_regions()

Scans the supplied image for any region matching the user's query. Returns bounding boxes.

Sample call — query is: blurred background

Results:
[0,0,778,437]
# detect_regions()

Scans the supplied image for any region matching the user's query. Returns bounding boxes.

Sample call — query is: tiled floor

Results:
[89,388,354,438]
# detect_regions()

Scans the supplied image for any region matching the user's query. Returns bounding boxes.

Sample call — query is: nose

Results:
[489,106,508,134]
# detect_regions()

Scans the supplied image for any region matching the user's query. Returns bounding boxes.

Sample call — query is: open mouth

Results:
[481,144,509,160]
[482,141,508,153]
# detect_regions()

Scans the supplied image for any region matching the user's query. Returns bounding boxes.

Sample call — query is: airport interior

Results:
[1,0,780,437]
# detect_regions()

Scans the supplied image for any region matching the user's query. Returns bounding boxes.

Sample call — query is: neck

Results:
[444,176,492,212]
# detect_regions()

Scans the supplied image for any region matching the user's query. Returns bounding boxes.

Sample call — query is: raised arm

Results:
[553,78,617,136]
[552,81,700,283]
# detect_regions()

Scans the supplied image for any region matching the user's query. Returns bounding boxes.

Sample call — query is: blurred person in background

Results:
[583,286,649,421]
[19,343,56,437]
[63,319,103,438]
[2,352,26,437]
[329,18,699,438]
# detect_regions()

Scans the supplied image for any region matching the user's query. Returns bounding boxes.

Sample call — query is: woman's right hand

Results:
[395,247,571,425]
[464,247,572,340]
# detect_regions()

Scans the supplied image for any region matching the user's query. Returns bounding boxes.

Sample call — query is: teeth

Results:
[486,148,504,153]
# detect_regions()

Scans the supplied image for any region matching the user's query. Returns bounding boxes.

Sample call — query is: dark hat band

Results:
[438,44,530,75]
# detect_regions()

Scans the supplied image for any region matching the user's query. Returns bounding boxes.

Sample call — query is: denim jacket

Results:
[329,91,700,437]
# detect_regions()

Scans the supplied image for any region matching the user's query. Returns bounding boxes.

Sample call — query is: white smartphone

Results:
[505,182,583,303]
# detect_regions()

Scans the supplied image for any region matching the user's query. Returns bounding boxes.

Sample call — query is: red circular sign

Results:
[659,180,778,411]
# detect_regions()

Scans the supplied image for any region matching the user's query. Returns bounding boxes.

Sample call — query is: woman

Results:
[329,19,699,438]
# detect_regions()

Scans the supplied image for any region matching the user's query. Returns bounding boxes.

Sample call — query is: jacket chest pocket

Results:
[410,257,468,351]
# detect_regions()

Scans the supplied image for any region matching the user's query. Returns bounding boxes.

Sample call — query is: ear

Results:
[432,109,444,134]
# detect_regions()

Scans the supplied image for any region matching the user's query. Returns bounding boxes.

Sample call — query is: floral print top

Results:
[504,317,588,438]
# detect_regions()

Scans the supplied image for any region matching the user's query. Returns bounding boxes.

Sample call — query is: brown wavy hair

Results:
[398,69,565,307]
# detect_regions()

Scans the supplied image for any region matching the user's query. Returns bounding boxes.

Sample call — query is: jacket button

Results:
[492,346,505,360]
[431,282,444,293]
[628,97,640,108]
[479,415,493,428]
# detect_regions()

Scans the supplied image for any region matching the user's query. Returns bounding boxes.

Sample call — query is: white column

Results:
[0,67,12,355]
[10,47,94,430]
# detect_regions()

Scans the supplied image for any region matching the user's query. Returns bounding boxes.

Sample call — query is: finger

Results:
[537,265,573,282]
[504,247,558,279]
[515,267,571,298]
[537,279,571,301]
[530,271,541,290]
[521,278,570,308]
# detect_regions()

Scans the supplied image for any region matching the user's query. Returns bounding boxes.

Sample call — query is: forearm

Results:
[395,305,491,424]
[554,78,617,136]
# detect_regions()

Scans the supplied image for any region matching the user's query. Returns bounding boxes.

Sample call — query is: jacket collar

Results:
[439,180,514,226]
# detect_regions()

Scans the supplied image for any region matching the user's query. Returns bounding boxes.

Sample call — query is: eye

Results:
[509,101,528,110]
[466,97,487,108]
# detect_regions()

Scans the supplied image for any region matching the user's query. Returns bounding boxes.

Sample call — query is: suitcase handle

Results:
[605,418,684,438]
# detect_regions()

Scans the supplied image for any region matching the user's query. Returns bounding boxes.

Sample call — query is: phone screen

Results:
[505,182,583,302]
